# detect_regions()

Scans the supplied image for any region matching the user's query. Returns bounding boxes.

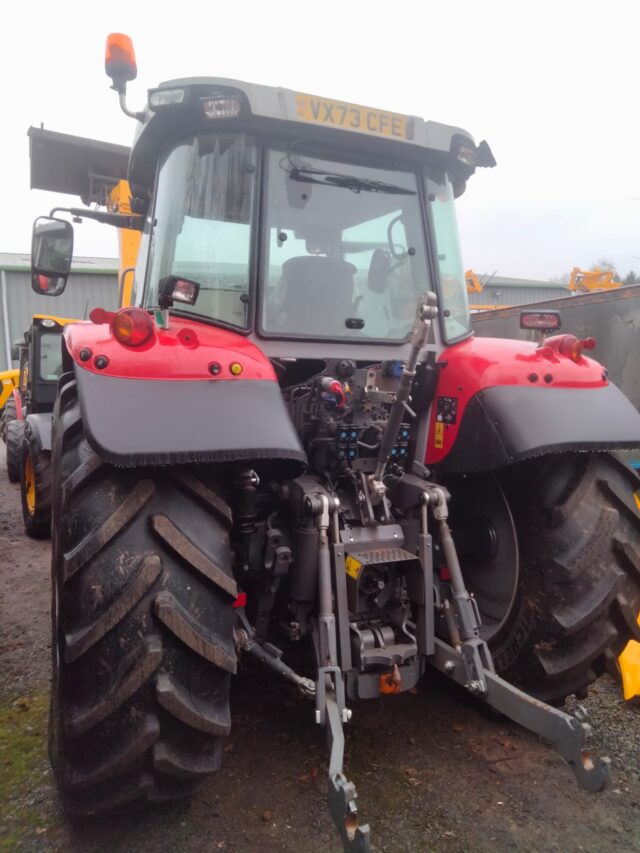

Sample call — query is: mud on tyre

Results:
[450,452,640,705]
[21,420,53,538]
[6,417,25,483]
[1,395,17,443]
[50,377,237,815]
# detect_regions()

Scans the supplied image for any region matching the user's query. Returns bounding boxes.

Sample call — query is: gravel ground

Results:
[1,444,640,852]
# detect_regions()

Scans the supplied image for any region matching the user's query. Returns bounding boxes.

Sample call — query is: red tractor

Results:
[33,34,640,850]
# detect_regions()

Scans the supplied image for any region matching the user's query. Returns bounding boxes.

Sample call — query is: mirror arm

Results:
[49,207,144,231]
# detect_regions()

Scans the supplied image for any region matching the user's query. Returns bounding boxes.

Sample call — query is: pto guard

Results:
[427,336,640,473]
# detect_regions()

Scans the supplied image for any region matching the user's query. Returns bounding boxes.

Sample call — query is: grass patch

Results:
[0,689,53,851]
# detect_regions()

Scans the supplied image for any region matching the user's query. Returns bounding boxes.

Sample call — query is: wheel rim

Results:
[448,475,519,642]
[24,454,36,515]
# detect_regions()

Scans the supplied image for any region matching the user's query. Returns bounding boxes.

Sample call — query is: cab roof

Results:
[156,77,475,154]
[128,77,487,202]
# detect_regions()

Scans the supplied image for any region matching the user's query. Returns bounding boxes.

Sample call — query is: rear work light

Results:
[520,311,561,333]
[149,88,185,109]
[158,275,200,309]
[202,97,242,119]
[111,307,154,347]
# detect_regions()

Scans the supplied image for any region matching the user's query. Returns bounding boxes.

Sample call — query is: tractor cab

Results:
[32,73,494,365]
[125,78,493,365]
[135,109,479,361]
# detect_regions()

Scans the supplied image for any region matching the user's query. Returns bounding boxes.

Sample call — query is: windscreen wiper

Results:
[289,166,416,195]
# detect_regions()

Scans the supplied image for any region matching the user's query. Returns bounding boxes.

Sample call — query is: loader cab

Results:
[19,316,70,414]
[126,80,489,362]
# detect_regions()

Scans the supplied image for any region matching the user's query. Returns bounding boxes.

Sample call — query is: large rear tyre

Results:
[451,452,640,704]
[21,421,52,539]
[6,417,25,483]
[50,378,237,815]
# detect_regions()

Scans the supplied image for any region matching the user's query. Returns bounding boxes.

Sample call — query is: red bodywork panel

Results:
[426,336,607,466]
[63,316,276,382]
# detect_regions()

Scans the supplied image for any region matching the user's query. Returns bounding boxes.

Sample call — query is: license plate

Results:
[295,93,411,140]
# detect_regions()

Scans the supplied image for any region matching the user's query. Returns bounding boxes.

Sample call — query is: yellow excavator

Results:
[466,266,623,310]
[568,266,622,293]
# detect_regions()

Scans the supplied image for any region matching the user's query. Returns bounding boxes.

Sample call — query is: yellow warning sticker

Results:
[634,492,640,512]
[434,421,445,450]
[345,556,363,579]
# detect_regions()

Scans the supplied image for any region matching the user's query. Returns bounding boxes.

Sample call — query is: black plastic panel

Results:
[75,368,307,476]
[436,383,640,473]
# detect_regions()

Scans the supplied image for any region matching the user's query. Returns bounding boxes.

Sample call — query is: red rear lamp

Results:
[111,308,154,347]
[520,311,561,332]
[548,333,597,363]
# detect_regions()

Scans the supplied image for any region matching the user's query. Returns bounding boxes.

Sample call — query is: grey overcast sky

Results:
[4,0,640,280]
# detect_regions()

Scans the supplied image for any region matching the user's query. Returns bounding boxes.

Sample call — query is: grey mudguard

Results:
[25,413,53,452]
[74,367,307,476]
[435,382,640,474]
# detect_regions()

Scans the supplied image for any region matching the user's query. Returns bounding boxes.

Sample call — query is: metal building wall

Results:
[0,270,118,371]
[470,284,570,308]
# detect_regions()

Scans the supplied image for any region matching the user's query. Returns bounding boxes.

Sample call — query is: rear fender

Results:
[64,316,306,475]
[427,336,640,473]
[25,413,52,452]
[74,368,306,475]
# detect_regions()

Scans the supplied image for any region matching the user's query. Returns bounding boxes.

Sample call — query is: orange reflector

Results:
[619,636,640,701]
[230,362,243,376]
[105,33,137,84]
[379,664,402,695]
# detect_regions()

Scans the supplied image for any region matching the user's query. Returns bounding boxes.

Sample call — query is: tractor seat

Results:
[273,256,357,335]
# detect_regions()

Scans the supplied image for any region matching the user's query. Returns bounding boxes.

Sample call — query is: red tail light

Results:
[546,334,597,363]
[111,308,154,347]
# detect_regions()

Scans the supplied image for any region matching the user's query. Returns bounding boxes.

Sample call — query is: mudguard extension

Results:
[25,413,53,452]
[434,383,640,474]
[74,367,307,476]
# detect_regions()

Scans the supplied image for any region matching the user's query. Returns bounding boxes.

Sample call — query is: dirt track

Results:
[1,444,640,852]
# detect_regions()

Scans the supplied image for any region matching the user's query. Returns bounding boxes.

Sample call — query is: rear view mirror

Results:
[10,339,23,361]
[31,216,74,297]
